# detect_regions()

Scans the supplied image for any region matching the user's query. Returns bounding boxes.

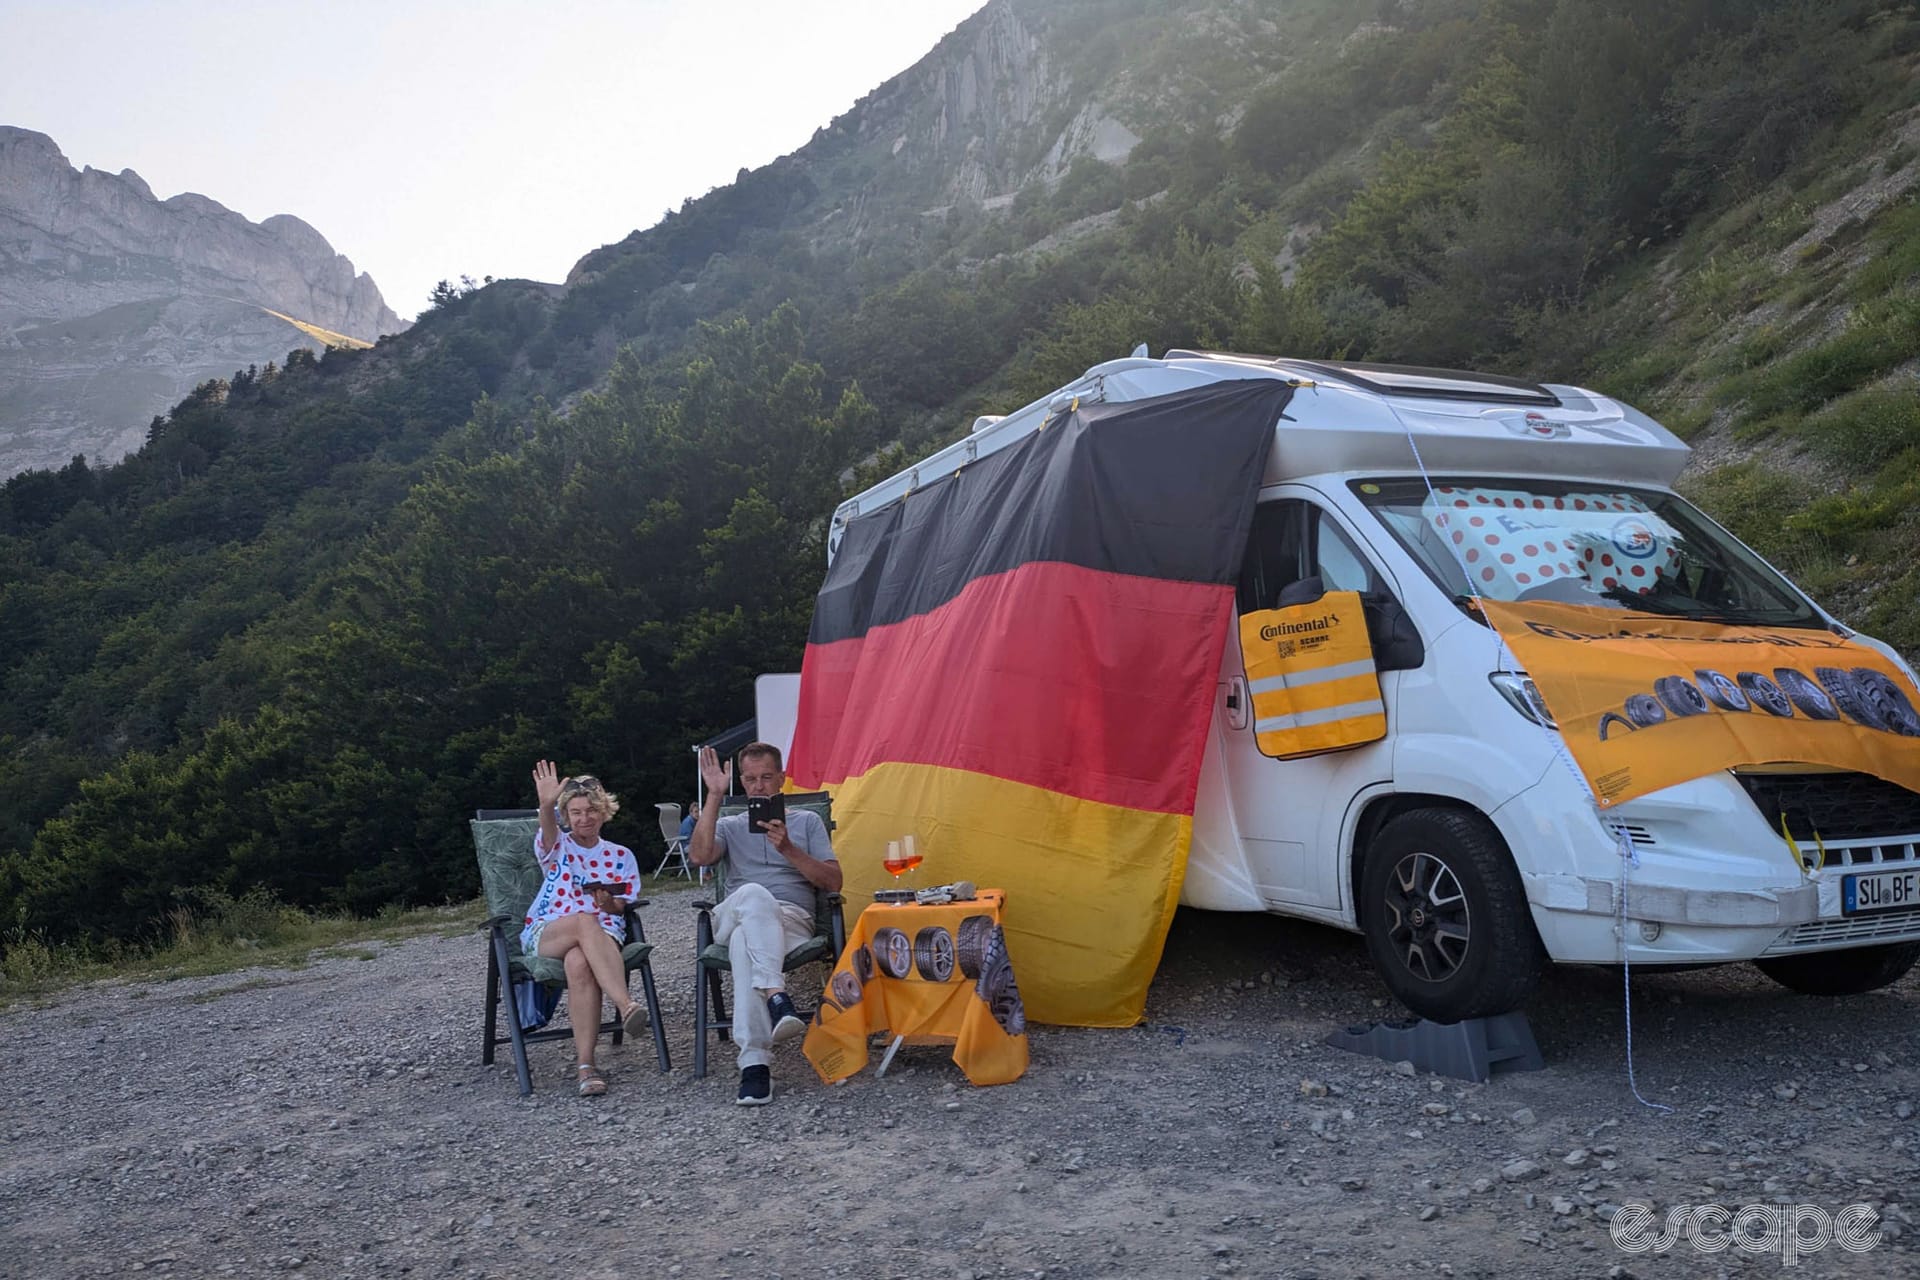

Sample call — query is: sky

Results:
[0,0,986,322]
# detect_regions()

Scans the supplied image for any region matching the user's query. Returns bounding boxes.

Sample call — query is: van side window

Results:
[1313,511,1381,594]
[1237,502,1310,613]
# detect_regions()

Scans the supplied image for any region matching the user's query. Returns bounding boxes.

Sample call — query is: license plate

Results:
[1842,869,1920,915]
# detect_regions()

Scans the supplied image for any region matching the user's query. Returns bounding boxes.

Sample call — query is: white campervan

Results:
[828,351,1920,1022]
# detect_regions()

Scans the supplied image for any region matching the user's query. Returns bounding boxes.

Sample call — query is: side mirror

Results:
[1367,595,1426,673]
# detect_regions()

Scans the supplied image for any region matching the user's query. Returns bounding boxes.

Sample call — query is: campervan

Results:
[824,351,1920,1022]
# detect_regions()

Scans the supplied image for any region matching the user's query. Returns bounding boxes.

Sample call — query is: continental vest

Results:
[1239,590,1387,758]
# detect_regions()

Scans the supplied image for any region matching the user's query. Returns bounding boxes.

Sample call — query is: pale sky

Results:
[0,0,986,322]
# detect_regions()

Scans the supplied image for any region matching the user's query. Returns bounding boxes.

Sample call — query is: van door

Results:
[1216,497,1409,912]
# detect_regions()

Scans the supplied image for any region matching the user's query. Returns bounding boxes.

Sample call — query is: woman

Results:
[523,760,649,1096]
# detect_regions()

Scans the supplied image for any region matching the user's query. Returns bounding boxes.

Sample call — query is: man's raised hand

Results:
[698,746,732,795]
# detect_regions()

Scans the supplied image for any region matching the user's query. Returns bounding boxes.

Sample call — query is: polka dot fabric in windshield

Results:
[1423,485,1680,600]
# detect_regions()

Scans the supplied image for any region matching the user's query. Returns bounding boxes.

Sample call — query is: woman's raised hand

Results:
[533,759,564,811]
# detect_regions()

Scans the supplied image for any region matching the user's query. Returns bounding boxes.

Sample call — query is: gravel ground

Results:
[2,885,1915,1279]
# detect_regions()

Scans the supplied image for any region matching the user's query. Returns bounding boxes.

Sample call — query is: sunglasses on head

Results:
[561,775,601,793]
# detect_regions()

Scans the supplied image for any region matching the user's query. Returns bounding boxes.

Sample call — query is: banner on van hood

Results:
[1479,599,1920,809]
[788,380,1289,1026]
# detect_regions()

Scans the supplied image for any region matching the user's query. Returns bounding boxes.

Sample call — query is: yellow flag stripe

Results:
[827,761,1190,1027]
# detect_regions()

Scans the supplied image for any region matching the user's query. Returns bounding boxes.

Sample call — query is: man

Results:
[689,742,842,1105]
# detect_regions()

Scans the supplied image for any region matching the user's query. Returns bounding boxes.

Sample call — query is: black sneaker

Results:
[767,991,806,1044]
[736,1064,772,1106]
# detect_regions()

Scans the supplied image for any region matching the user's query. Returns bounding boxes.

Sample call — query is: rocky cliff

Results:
[0,126,407,475]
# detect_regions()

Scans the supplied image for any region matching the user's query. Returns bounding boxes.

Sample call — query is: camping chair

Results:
[692,791,847,1078]
[656,802,693,880]
[473,809,671,1094]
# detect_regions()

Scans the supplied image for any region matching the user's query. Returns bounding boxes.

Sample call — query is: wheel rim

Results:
[1383,851,1472,983]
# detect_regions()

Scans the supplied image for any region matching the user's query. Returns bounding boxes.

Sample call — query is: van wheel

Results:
[1360,808,1545,1023]
[1752,943,1920,996]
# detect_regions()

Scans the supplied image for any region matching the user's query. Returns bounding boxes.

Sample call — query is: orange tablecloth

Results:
[803,889,1028,1086]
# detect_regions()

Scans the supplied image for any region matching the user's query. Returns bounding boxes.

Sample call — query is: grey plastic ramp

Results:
[1325,1012,1543,1083]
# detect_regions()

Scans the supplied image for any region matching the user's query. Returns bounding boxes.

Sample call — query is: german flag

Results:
[789,381,1291,1025]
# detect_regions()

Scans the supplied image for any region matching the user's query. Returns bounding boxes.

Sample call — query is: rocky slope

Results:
[0,126,406,475]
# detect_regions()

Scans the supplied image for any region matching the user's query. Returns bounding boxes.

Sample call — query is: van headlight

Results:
[1489,672,1557,727]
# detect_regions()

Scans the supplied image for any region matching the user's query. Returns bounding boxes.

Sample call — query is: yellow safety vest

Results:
[1238,590,1387,758]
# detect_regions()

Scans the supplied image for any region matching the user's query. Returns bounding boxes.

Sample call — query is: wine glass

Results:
[882,840,911,896]
[901,834,924,890]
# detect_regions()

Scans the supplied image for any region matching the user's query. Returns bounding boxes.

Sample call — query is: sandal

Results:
[620,1002,649,1041]
[576,1064,607,1097]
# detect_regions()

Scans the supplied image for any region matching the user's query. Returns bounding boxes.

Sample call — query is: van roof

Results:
[831,350,1690,554]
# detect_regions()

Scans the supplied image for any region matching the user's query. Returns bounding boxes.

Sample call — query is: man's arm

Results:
[770,812,843,894]
[688,791,727,867]
[688,747,731,868]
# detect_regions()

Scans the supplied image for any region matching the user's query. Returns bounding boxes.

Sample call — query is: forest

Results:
[3,0,1918,952]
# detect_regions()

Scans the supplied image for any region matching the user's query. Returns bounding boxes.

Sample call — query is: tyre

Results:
[1774,668,1839,720]
[1753,942,1920,996]
[913,926,955,982]
[1695,669,1749,712]
[1813,667,1885,730]
[1738,670,1793,717]
[1360,808,1546,1023]
[1654,675,1709,717]
[1623,693,1667,727]
[851,944,875,983]
[956,914,994,979]
[1849,667,1920,736]
[871,927,912,979]
[974,926,1027,1036]
[830,969,863,1008]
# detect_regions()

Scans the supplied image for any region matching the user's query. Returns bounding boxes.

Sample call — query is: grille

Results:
[1736,772,1920,842]
[1764,910,1920,952]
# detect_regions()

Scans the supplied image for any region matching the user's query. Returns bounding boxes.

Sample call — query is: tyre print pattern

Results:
[1738,671,1794,717]
[974,925,1027,1036]
[1694,669,1749,711]
[1653,675,1708,717]
[956,914,994,979]
[1814,667,1885,730]
[1774,668,1838,720]
[1849,668,1920,736]
[852,944,875,983]
[871,927,912,979]
[1622,693,1667,727]
[831,969,863,1008]
[913,926,956,982]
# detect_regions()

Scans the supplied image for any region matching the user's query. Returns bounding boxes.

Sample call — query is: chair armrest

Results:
[692,900,716,912]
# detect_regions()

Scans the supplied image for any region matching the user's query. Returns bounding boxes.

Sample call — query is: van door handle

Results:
[1226,676,1249,731]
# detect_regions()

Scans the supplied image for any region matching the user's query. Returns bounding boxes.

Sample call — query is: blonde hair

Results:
[558,776,620,820]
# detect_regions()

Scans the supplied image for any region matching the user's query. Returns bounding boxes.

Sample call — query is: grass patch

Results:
[1844,194,1920,301]
[0,891,485,1006]
[1717,294,1920,424]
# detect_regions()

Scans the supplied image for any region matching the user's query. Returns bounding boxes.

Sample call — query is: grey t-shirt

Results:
[714,807,835,913]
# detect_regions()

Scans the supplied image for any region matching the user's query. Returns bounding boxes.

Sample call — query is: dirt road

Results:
[2,887,1913,1278]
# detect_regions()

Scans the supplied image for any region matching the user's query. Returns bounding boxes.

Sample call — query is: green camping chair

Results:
[474,809,671,1094]
[692,791,847,1078]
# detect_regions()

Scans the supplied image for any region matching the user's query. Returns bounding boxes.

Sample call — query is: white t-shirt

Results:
[519,831,640,952]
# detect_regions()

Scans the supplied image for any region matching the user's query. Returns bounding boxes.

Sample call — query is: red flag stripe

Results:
[791,560,1234,814]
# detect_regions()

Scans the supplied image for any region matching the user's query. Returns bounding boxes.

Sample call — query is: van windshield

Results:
[1349,477,1823,629]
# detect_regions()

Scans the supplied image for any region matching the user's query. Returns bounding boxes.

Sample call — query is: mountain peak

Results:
[0,125,409,475]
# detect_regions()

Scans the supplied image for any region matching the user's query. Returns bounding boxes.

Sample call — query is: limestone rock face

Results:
[0,126,407,476]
